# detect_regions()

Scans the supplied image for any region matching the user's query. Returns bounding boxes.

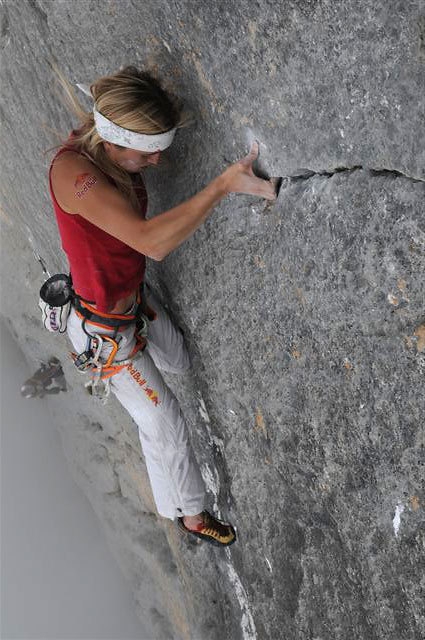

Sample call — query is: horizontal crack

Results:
[285,165,425,184]
[368,168,425,183]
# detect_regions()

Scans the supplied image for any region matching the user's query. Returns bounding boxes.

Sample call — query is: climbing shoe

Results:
[177,510,236,547]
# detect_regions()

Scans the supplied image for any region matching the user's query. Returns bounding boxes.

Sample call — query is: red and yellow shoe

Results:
[177,510,236,547]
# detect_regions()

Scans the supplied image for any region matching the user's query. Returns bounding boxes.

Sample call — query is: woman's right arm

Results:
[51,143,276,261]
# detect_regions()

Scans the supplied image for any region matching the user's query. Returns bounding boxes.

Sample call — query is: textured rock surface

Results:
[1,1,424,639]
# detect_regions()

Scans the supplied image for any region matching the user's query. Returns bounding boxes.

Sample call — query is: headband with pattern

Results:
[76,83,177,152]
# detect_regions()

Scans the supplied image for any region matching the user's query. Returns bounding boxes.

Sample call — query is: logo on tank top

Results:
[74,173,97,198]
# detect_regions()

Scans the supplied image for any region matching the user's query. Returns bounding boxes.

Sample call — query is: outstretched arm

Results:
[51,142,276,261]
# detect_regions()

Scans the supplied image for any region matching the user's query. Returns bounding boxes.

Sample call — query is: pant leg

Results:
[144,289,191,375]
[66,307,206,520]
[110,352,205,519]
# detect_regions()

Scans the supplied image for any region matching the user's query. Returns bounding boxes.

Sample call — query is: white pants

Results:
[66,289,206,520]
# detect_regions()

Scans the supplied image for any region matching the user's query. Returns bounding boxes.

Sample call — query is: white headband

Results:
[76,83,177,152]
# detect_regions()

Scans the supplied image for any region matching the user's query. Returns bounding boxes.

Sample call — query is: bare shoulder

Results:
[50,150,110,214]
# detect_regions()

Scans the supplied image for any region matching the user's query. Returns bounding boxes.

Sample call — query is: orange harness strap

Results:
[70,333,146,381]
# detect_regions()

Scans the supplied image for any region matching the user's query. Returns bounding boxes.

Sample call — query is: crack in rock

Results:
[284,165,425,184]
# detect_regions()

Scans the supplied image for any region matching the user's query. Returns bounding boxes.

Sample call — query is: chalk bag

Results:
[39,274,74,333]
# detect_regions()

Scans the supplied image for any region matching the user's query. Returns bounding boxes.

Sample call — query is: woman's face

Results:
[103,142,161,172]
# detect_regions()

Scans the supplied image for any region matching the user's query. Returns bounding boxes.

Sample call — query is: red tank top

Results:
[49,145,147,313]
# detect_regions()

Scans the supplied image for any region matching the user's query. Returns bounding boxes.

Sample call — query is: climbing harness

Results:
[39,274,155,402]
[72,286,154,402]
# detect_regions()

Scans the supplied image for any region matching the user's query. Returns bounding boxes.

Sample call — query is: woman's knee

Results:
[163,345,191,375]
[174,349,191,374]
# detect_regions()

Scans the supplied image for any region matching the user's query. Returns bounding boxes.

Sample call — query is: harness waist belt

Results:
[73,295,141,328]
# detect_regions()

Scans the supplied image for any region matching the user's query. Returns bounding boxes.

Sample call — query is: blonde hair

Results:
[51,65,183,209]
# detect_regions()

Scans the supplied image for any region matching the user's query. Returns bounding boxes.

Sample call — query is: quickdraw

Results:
[70,332,146,403]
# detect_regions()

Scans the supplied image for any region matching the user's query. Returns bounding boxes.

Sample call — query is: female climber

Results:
[48,66,276,546]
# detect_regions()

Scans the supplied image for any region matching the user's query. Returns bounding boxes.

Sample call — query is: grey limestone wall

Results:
[1,1,424,639]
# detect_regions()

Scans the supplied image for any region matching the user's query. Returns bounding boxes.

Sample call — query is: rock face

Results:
[1,2,424,639]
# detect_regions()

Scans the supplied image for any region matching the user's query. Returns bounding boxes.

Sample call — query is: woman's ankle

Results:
[182,512,204,530]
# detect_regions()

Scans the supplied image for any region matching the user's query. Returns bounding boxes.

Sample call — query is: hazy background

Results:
[0,319,146,640]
